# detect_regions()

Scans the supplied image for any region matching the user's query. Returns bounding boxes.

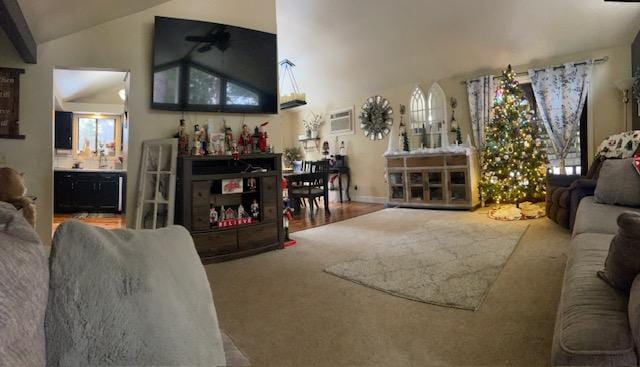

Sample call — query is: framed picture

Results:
[329,106,355,135]
[221,178,243,194]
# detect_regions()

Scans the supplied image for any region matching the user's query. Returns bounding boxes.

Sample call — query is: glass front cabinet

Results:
[385,152,479,210]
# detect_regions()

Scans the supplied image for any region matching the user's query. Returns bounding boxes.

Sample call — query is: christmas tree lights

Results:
[479,65,548,206]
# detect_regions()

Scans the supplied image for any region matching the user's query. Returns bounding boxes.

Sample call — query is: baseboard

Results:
[348,195,386,204]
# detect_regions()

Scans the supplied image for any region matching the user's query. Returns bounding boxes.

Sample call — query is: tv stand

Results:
[175,154,284,263]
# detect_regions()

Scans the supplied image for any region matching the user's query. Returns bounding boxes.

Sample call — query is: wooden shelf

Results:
[0,134,25,140]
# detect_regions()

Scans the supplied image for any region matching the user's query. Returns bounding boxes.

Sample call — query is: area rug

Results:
[322,208,529,311]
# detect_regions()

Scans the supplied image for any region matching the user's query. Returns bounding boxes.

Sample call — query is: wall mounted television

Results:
[152,16,278,114]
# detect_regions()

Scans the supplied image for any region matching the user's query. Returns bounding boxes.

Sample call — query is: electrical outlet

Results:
[354,184,358,191]
[0,153,7,165]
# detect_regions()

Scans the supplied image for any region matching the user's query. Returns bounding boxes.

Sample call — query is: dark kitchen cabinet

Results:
[54,111,73,150]
[54,171,126,213]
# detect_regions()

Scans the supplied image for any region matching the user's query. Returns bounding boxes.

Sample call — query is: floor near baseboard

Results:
[288,201,384,233]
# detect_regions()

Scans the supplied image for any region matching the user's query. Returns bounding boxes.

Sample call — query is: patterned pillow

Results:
[596,130,640,159]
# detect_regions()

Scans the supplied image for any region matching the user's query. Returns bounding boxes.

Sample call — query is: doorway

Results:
[51,68,130,234]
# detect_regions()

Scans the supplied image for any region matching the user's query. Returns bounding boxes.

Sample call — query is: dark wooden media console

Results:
[176,154,284,263]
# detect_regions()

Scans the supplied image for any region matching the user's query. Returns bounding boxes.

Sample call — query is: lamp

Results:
[279,59,307,110]
[614,78,635,130]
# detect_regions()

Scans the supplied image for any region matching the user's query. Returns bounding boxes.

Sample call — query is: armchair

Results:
[546,172,598,230]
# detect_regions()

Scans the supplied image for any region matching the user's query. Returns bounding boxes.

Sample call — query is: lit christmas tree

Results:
[479,65,547,206]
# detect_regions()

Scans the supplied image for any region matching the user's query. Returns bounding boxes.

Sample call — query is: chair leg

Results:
[309,196,315,214]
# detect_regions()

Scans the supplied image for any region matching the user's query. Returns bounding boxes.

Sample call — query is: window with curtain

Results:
[519,82,587,175]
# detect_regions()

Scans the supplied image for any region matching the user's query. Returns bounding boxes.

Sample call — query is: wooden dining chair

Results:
[288,172,330,215]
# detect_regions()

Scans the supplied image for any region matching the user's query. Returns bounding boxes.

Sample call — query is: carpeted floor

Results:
[205,208,570,367]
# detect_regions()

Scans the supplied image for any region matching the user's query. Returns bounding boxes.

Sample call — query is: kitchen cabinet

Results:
[54,111,73,150]
[54,171,126,213]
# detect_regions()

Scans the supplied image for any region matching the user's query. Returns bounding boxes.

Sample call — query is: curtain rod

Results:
[462,56,609,85]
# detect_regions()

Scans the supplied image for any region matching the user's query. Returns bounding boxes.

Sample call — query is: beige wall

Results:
[0,0,279,243]
[288,45,632,203]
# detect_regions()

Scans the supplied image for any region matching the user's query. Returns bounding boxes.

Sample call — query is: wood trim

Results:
[0,0,36,64]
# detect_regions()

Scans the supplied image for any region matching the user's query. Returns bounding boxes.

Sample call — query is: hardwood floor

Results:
[51,202,382,236]
[288,201,384,233]
[52,214,126,235]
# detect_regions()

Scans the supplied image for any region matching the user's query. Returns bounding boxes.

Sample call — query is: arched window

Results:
[409,86,427,134]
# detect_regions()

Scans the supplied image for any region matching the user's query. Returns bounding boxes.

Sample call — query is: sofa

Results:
[0,201,228,366]
[551,196,640,366]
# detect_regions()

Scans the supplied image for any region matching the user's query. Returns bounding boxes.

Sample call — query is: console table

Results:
[385,150,480,210]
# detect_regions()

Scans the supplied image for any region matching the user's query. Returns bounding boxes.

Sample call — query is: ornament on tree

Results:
[479,65,548,208]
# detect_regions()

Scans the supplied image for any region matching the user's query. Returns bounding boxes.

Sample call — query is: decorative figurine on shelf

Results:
[247,177,257,191]
[209,132,224,155]
[258,122,269,152]
[237,204,248,219]
[252,126,260,153]
[219,205,226,220]
[399,105,410,152]
[209,205,218,227]
[322,140,330,157]
[224,207,236,220]
[223,120,233,153]
[250,199,260,219]
[238,124,252,154]
[174,119,190,156]
[231,141,240,160]
[196,125,208,156]
[192,124,201,155]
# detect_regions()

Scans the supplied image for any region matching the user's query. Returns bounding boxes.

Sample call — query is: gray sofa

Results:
[551,196,640,366]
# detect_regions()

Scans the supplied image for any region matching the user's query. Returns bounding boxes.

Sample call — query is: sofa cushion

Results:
[45,220,226,366]
[594,158,640,207]
[598,212,640,292]
[572,196,640,237]
[551,233,637,366]
[0,202,48,367]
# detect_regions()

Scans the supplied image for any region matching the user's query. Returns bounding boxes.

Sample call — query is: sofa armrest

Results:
[569,178,597,191]
[547,174,582,188]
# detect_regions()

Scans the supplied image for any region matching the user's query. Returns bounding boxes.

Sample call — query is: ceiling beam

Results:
[0,0,37,64]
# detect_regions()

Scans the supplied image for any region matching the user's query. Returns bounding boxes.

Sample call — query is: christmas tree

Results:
[479,65,547,205]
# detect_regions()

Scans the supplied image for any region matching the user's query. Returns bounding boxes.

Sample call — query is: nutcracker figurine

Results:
[175,119,190,156]
[258,122,269,153]
[238,124,252,154]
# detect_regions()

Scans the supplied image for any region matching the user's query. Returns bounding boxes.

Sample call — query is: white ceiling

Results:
[17,0,173,43]
[277,0,640,106]
[54,69,126,104]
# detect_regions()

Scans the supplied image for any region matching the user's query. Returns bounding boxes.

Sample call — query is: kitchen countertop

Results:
[54,168,127,173]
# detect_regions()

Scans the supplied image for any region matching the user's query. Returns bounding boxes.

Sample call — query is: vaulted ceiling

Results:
[277,0,640,106]
[16,0,173,43]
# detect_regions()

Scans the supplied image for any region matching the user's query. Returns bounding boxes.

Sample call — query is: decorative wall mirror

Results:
[409,83,448,149]
[359,95,393,141]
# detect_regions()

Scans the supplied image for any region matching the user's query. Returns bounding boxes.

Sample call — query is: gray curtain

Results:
[466,75,495,149]
[528,61,593,172]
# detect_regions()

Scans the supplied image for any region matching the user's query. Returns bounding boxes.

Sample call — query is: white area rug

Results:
[321,208,529,311]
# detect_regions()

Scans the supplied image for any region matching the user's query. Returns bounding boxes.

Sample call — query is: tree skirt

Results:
[488,202,546,221]
[320,209,529,311]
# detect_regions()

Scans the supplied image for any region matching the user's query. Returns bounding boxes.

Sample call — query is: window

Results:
[519,82,587,175]
[188,67,221,105]
[226,82,259,106]
[77,117,117,156]
[153,66,180,104]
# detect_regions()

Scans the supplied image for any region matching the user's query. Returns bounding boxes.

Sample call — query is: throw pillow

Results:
[598,212,640,292]
[45,221,226,366]
[0,202,48,366]
[594,158,640,207]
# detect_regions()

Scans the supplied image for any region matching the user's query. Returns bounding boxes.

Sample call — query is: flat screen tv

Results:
[152,16,278,114]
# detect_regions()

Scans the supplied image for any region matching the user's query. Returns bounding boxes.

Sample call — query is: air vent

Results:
[329,107,355,135]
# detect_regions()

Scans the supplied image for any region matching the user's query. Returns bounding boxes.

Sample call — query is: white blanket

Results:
[45,221,225,366]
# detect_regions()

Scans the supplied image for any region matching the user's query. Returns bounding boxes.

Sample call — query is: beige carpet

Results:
[324,209,529,310]
[206,208,570,367]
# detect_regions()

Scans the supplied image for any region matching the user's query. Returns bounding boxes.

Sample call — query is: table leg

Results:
[324,180,330,213]
[346,173,351,201]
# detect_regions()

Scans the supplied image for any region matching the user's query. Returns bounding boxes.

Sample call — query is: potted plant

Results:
[283,146,302,169]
